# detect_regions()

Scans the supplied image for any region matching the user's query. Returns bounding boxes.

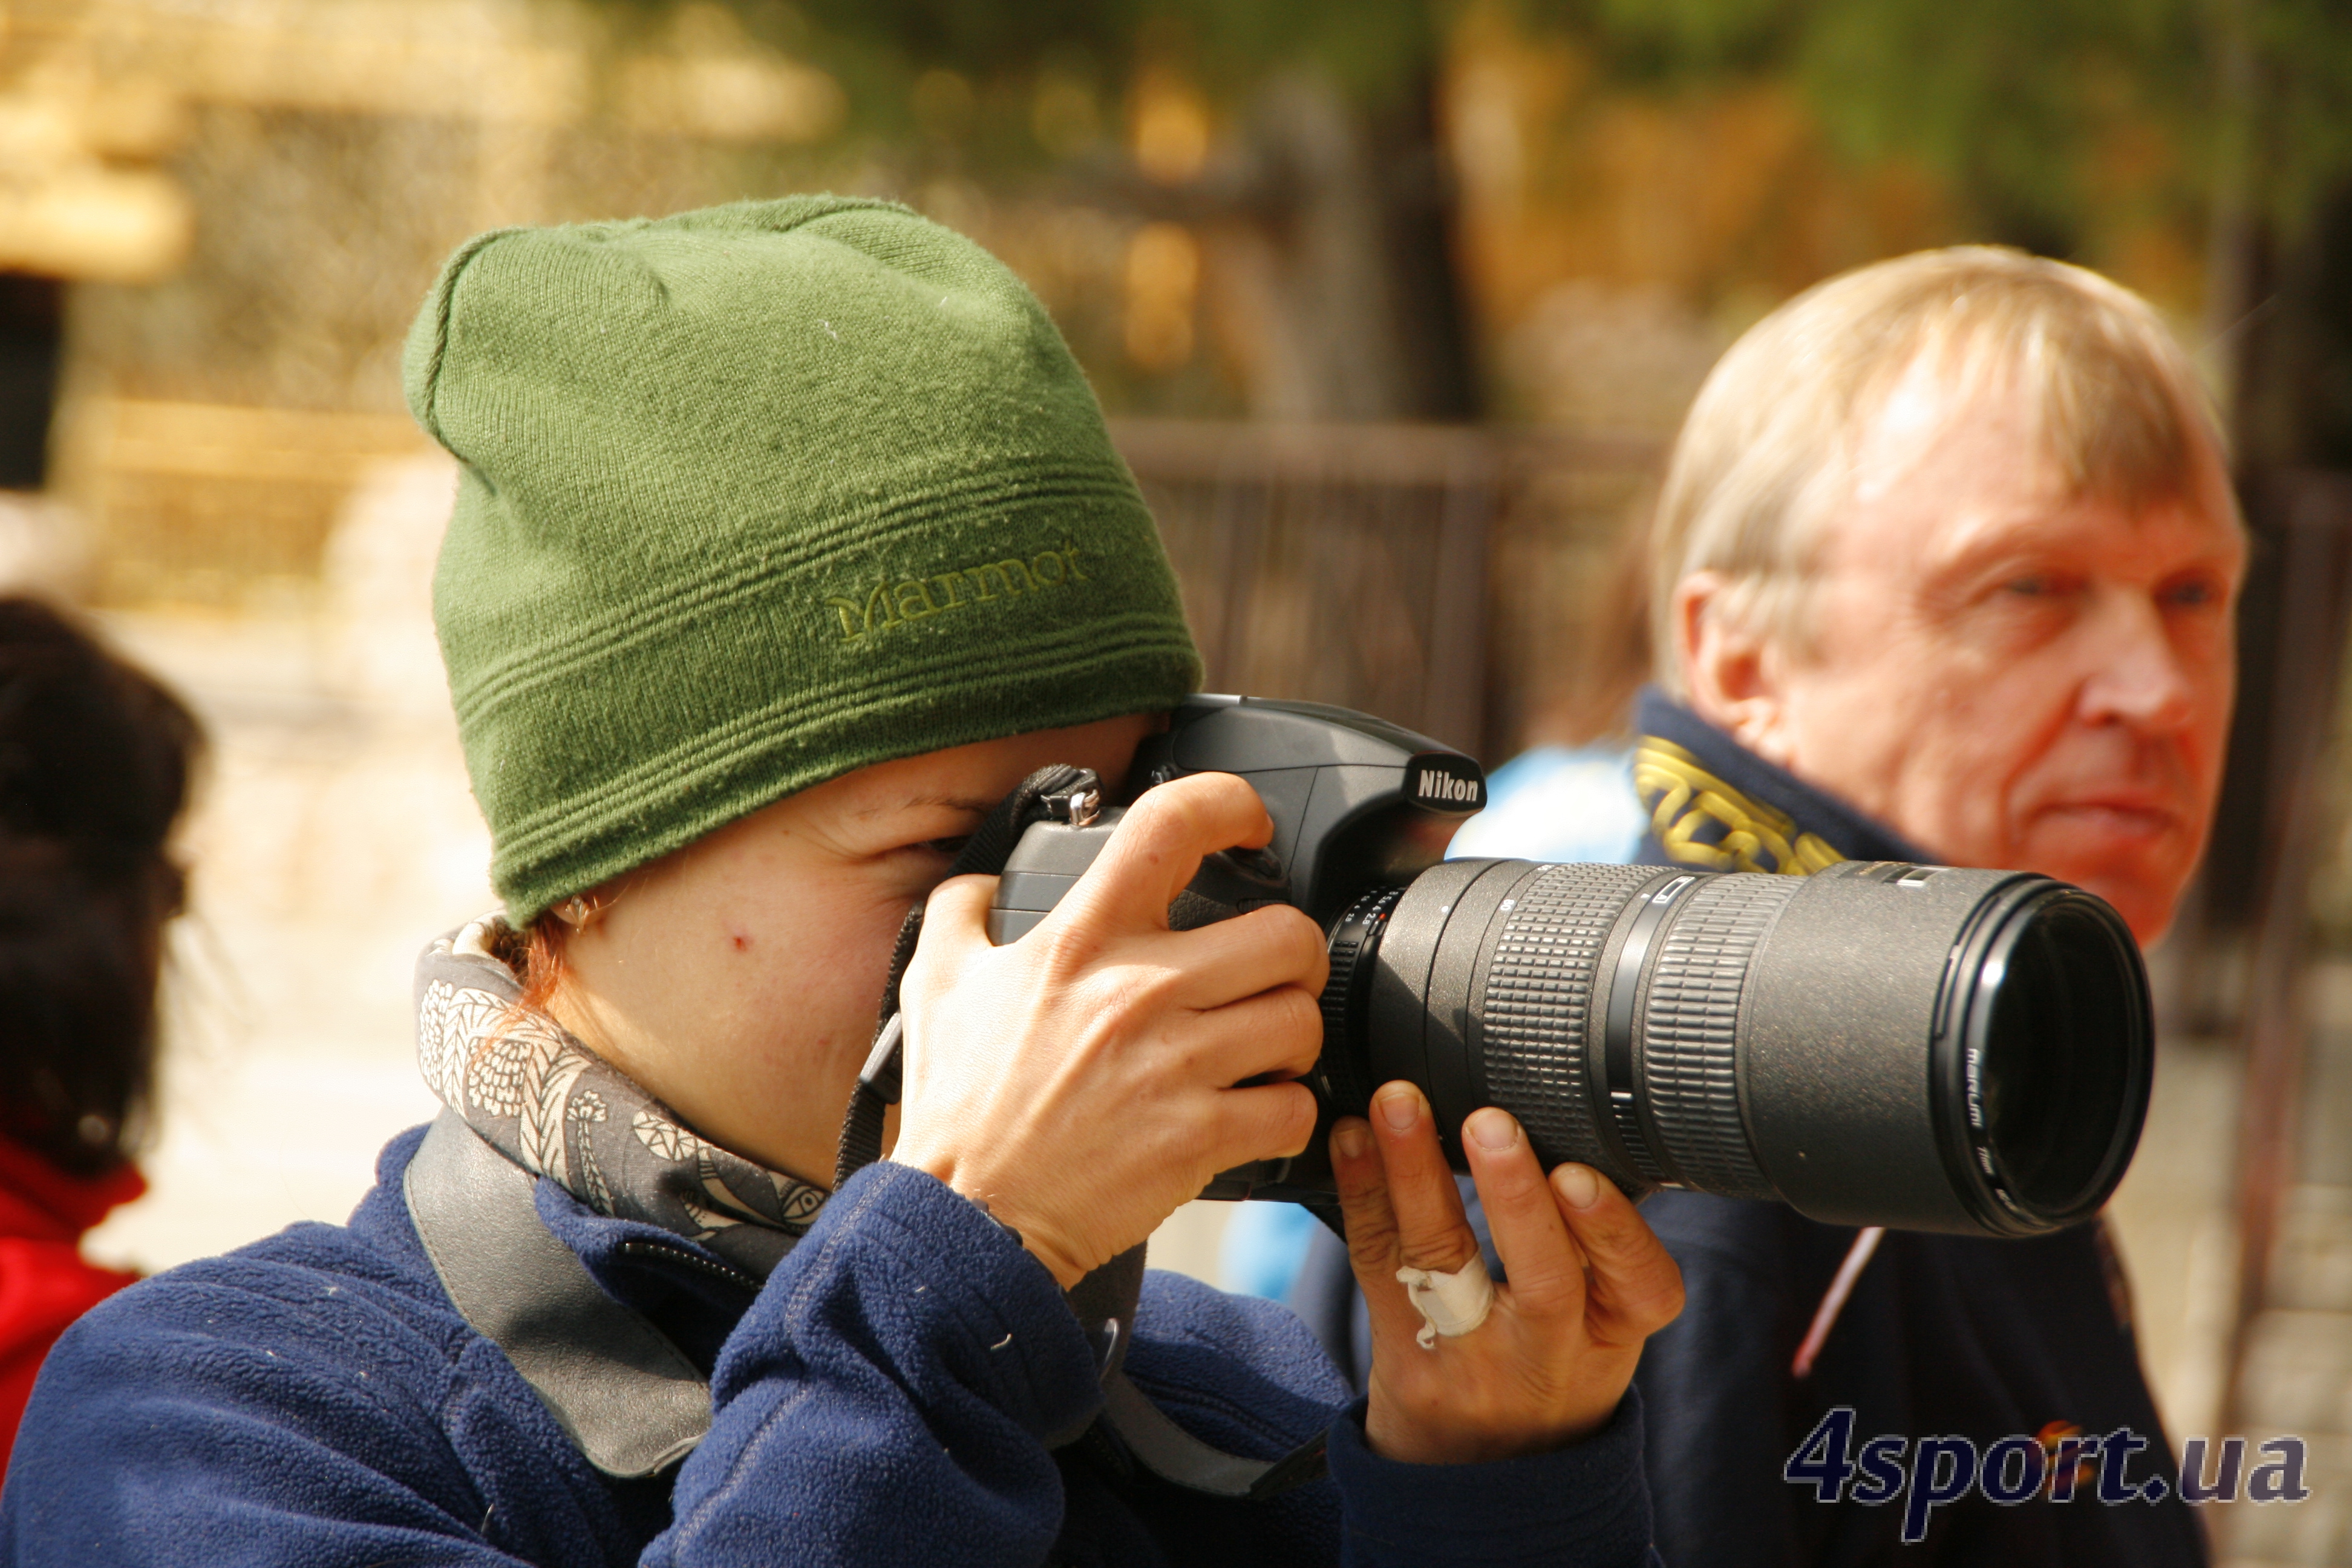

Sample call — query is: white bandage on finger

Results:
[1395,1254,1495,1350]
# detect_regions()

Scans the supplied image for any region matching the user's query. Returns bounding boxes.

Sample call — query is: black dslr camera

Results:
[989,695,2152,1238]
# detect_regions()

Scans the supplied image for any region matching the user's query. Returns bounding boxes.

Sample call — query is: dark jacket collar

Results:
[1632,686,1930,872]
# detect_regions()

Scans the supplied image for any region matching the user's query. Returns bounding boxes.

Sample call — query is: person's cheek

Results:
[1897,675,2037,872]
[1958,688,2082,874]
[730,874,902,1065]
[2190,636,2236,784]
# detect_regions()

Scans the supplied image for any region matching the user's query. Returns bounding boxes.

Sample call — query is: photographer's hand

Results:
[889,773,1328,1289]
[1338,1084,1685,1465]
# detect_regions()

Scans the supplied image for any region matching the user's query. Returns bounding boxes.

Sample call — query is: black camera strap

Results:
[405,1109,711,1479]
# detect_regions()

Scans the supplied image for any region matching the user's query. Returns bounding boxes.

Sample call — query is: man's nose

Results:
[2078,589,2200,731]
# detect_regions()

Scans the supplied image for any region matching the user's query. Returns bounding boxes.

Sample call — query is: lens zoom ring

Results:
[1639,875,1797,1198]
[1477,863,1659,1169]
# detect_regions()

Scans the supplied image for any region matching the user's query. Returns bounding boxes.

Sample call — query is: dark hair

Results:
[0,598,201,1175]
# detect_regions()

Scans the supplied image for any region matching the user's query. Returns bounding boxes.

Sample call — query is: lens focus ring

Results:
[1475,863,1658,1171]
[1639,874,1798,1198]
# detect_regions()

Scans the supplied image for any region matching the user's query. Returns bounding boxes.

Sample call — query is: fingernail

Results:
[1557,1163,1602,1210]
[1467,1107,1517,1151]
[1376,1085,1419,1132]
[1333,1121,1369,1160]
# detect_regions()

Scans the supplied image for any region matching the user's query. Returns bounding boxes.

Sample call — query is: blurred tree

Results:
[592,0,1482,420]
[595,0,2352,455]
[1561,0,2352,462]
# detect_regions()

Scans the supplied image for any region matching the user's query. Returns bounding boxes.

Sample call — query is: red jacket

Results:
[0,1140,141,1469]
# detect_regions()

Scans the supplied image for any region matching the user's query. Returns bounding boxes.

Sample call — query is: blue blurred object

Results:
[1217,1197,1324,1299]
[1227,743,1644,1313]
[1445,743,1644,864]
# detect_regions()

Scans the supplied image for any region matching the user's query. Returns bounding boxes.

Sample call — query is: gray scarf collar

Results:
[413,918,828,1276]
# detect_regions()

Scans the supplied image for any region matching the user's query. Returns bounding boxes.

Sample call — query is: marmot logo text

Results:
[827,547,1088,641]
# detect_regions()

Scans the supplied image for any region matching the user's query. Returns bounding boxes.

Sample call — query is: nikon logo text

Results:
[826,547,1088,641]
[1405,757,1486,812]
[1419,773,1478,803]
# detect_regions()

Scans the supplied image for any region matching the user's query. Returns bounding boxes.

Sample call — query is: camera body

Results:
[988,693,1485,940]
[988,694,1486,1201]
[988,694,2154,1238]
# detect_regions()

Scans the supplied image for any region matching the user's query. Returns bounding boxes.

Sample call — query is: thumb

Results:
[921,872,1001,939]
[1062,773,1272,934]
[902,874,1002,992]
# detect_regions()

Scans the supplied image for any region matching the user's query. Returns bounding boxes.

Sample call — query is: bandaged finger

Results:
[1395,1254,1495,1350]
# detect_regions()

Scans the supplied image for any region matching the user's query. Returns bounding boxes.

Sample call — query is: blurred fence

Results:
[1112,419,1663,762]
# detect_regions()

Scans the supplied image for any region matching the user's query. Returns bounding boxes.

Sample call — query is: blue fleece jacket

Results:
[1,1126,1658,1566]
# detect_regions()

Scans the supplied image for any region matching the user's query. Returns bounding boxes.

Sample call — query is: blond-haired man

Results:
[1628,247,2236,1564]
[1289,244,2235,1560]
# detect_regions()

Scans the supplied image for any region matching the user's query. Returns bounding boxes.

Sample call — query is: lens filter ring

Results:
[1934,880,2152,1236]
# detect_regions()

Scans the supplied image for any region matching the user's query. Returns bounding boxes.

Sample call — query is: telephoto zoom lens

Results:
[1325,859,2152,1238]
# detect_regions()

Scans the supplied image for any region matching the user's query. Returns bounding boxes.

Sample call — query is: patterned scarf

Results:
[413,918,828,1276]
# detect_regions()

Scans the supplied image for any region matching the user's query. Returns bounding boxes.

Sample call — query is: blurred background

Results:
[2,0,2350,1557]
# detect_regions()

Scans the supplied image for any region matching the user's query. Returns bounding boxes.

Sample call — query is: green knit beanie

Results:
[405,197,1201,921]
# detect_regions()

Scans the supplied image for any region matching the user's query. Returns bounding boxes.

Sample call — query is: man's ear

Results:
[1673,572,1797,767]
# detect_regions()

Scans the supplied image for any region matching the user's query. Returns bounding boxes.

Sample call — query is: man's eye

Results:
[1998,570,2089,601]
[922,835,972,857]
[2163,578,2218,609]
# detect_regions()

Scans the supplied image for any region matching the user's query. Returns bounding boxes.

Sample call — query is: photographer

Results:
[0,199,1682,1566]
